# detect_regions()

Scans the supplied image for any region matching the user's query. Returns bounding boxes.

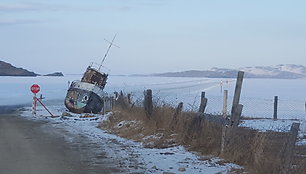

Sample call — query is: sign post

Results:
[30,84,40,116]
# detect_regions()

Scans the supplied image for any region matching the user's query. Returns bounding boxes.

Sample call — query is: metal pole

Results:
[32,93,36,116]
[36,98,54,117]
[99,34,118,71]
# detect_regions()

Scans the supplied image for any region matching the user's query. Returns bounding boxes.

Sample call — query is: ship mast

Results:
[98,34,119,71]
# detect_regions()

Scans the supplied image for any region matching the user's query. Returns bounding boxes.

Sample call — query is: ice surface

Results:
[3,75,306,172]
[2,75,306,119]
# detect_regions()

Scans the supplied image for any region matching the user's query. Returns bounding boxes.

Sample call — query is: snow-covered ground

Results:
[2,75,306,172]
[240,119,299,133]
[240,118,306,145]
[19,103,242,174]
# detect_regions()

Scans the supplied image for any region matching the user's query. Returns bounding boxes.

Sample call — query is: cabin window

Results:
[91,74,99,83]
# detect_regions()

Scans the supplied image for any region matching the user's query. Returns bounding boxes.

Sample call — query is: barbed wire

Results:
[114,85,306,120]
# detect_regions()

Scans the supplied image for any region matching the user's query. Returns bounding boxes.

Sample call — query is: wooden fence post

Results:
[199,92,208,113]
[232,104,243,127]
[201,91,205,100]
[103,97,113,113]
[230,71,244,127]
[171,102,183,130]
[175,102,183,115]
[273,96,278,120]
[127,94,132,104]
[110,96,113,110]
[281,122,300,174]
[144,89,153,116]
[220,126,228,154]
[114,92,118,99]
[223,90,228,118]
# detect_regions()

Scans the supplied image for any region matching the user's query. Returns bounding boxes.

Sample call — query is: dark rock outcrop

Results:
[0,60,37,76]
[44,72,64,76]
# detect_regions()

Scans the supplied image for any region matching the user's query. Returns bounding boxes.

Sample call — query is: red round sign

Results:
[30,84,40,94]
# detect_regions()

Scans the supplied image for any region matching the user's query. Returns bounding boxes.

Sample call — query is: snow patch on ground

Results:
[141,146,241,174]
[240,118,306,146]
[19,105,242,174]
[240,119,298,132]
[115,120,140,129]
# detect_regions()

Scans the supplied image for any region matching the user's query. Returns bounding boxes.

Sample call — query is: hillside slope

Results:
[0,60,37,76]
[153,64,306,79]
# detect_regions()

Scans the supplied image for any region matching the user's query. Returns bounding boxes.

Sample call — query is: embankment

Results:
[99,94,306,174]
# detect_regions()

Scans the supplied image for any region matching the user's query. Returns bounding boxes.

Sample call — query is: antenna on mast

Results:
[98,34,120,71]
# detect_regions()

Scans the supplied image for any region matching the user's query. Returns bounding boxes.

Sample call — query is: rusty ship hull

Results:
[64,66,108,114]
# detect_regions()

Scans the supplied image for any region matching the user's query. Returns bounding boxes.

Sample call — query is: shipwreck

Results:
[64,35,118,114]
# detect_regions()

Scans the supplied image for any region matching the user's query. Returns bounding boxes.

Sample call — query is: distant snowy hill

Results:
[241,64,306,78]
[153,64,306,79]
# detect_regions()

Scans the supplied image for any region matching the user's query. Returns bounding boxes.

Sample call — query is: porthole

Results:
[83,95,88,101]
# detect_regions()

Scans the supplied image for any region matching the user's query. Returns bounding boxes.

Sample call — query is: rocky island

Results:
[43,72,64,76]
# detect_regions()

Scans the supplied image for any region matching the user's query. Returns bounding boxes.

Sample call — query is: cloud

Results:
[0,18,43,26]
[137,0,168,7]
[110,0,169,12]
[118,0,169,6]
[0,2,62,12]
[0,3,38,11]
[0,2,62,26]
[0,1,167,14]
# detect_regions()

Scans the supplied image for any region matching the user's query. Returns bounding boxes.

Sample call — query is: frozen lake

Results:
[1,75,306,119]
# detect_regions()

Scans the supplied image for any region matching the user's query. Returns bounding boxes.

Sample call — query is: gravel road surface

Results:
[0,111,129,174]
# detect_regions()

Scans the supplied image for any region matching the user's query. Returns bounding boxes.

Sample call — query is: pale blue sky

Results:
[1,0,306,75]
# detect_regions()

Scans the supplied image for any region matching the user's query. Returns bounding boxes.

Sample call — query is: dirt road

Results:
[0,113,126,174]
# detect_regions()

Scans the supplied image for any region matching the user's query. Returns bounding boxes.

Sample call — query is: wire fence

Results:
[110,90,306,173]
[107,76,306,173]
[111,75,306,121]
[201,95,306,120]
[125,89,306,120]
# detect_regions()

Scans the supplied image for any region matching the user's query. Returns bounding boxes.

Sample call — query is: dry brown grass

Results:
[99,97,306,174]
[291,145,306,173]
[100,105,182,148]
